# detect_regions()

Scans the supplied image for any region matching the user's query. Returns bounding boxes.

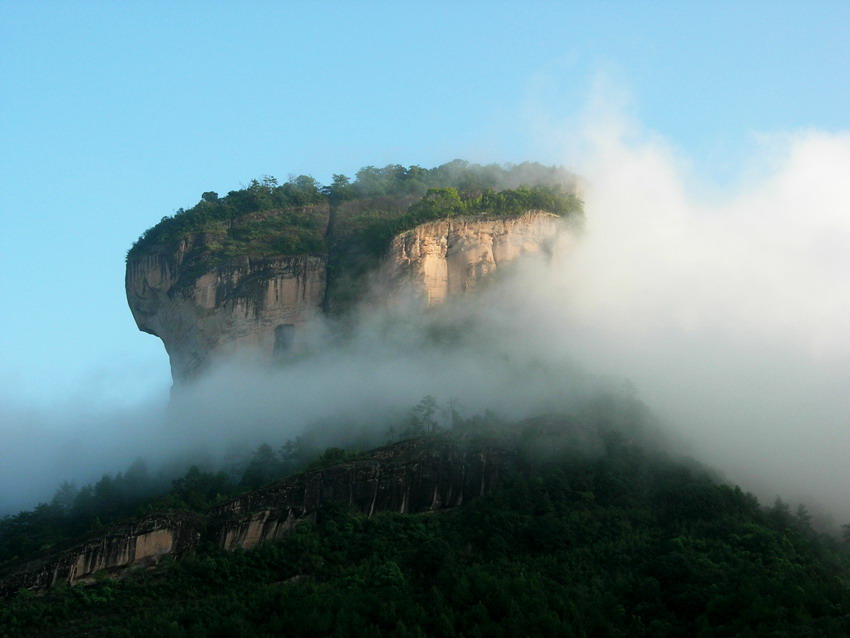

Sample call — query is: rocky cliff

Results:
[0,512,202,597]
[381,211,562,304]
[209,436,514,551]
[126,211,568,383]
[0,435,516,596]
[126,233,326,382]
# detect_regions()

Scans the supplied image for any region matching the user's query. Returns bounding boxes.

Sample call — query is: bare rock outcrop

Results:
[381,211,563,304]
[0,512,202,597]
[0,435,517,596]
[208,436,514,551]
[126,212,568,383]
[126,233,326,382]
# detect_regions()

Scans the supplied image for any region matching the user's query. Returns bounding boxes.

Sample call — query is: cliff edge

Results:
[0,433,518,597]
[127,211,568,382]
[382,211,563,304]
[126,236,326,382]
[125,162,582,383]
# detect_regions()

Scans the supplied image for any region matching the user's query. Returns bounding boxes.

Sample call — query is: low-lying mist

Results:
[2,116,848,530]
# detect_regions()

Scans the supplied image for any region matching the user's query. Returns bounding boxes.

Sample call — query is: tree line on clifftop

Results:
[126,160,583,263]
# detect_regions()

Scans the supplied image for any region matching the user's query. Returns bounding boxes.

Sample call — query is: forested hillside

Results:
[4,410,850,636]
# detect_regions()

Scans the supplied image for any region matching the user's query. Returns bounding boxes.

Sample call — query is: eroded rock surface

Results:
[209,436,514,551]
[0,512,202,597]
[0,436,517,596]
[126,211,568,383]
[382,211,563,304]
[126,234,326,382]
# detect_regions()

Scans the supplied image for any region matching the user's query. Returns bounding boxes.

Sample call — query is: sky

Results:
[1,2,849,514]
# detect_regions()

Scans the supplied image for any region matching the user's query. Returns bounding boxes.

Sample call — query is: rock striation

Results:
[127,211,568,383]
[0,512,202,597]
[381,211,562,304]
[208,436,513,551]
[126,234,326,382]
[0,435,516,597]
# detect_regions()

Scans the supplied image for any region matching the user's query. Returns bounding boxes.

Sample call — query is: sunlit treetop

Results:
[127,160,582,261]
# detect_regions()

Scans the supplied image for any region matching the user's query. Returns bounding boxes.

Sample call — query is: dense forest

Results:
[4,401,850,636]
[128,160,581,258]
[0,397,480,567]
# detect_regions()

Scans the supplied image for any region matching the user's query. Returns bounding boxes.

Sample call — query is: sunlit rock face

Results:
[0,435,519,596]
[125,212,567,383]
[0,513,202,596]
[126,233,325,383]
[381,212,563,304]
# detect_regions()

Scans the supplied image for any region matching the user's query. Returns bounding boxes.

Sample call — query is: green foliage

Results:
[4,429,850,636]
[127,161,582,268]
[128,174,327,258]
[387,395,445,442]
[0,435,340,568]
[145,466,233,512]
[125,161,582,306]
[0,459,174,565]
[348,159,577,200]
[19,395,846,634]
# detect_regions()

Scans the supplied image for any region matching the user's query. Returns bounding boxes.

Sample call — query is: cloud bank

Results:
[548,112,850,518]
[2,107,848,527]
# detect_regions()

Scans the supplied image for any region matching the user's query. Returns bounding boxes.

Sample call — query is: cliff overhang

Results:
[126,210,572,383]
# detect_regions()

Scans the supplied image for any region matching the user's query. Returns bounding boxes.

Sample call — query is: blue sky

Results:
[1,1,848,406]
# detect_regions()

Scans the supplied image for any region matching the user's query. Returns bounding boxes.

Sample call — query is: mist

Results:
[548,111,850,520]
[2,112,849,527]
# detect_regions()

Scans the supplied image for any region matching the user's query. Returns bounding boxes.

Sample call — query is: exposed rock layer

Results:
[126,211,566,382]
[209,436,513,551]
[0,436,515,597]
[0,512,202,597]
[382,212,562,303]
[126,234,326,381]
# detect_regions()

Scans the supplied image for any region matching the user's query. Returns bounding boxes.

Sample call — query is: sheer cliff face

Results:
[0,513,202,597]
[126,212,567,382]
[0,436,515,596]
[126,234,326,382]
[208,437,514,551]
[382,211,562,304]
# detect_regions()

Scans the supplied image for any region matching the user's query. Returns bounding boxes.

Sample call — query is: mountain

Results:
[6,161,850,635]
[125,161,581,382]
[3,417,850,636]
[0,432,517,596]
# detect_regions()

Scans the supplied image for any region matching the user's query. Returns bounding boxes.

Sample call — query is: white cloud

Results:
[3,93,849,527]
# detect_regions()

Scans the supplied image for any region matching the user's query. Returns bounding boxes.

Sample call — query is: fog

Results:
[552,112,850,520]
[2,115,849,526]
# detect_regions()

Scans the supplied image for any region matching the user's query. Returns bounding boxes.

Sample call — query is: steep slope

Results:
[126,211,567,381]
[5,420,850,637]
[124,162,582,383]
[0,512,202,595]
[0,434,517,597]
[126,241,326,382]
[381,211,563,304]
